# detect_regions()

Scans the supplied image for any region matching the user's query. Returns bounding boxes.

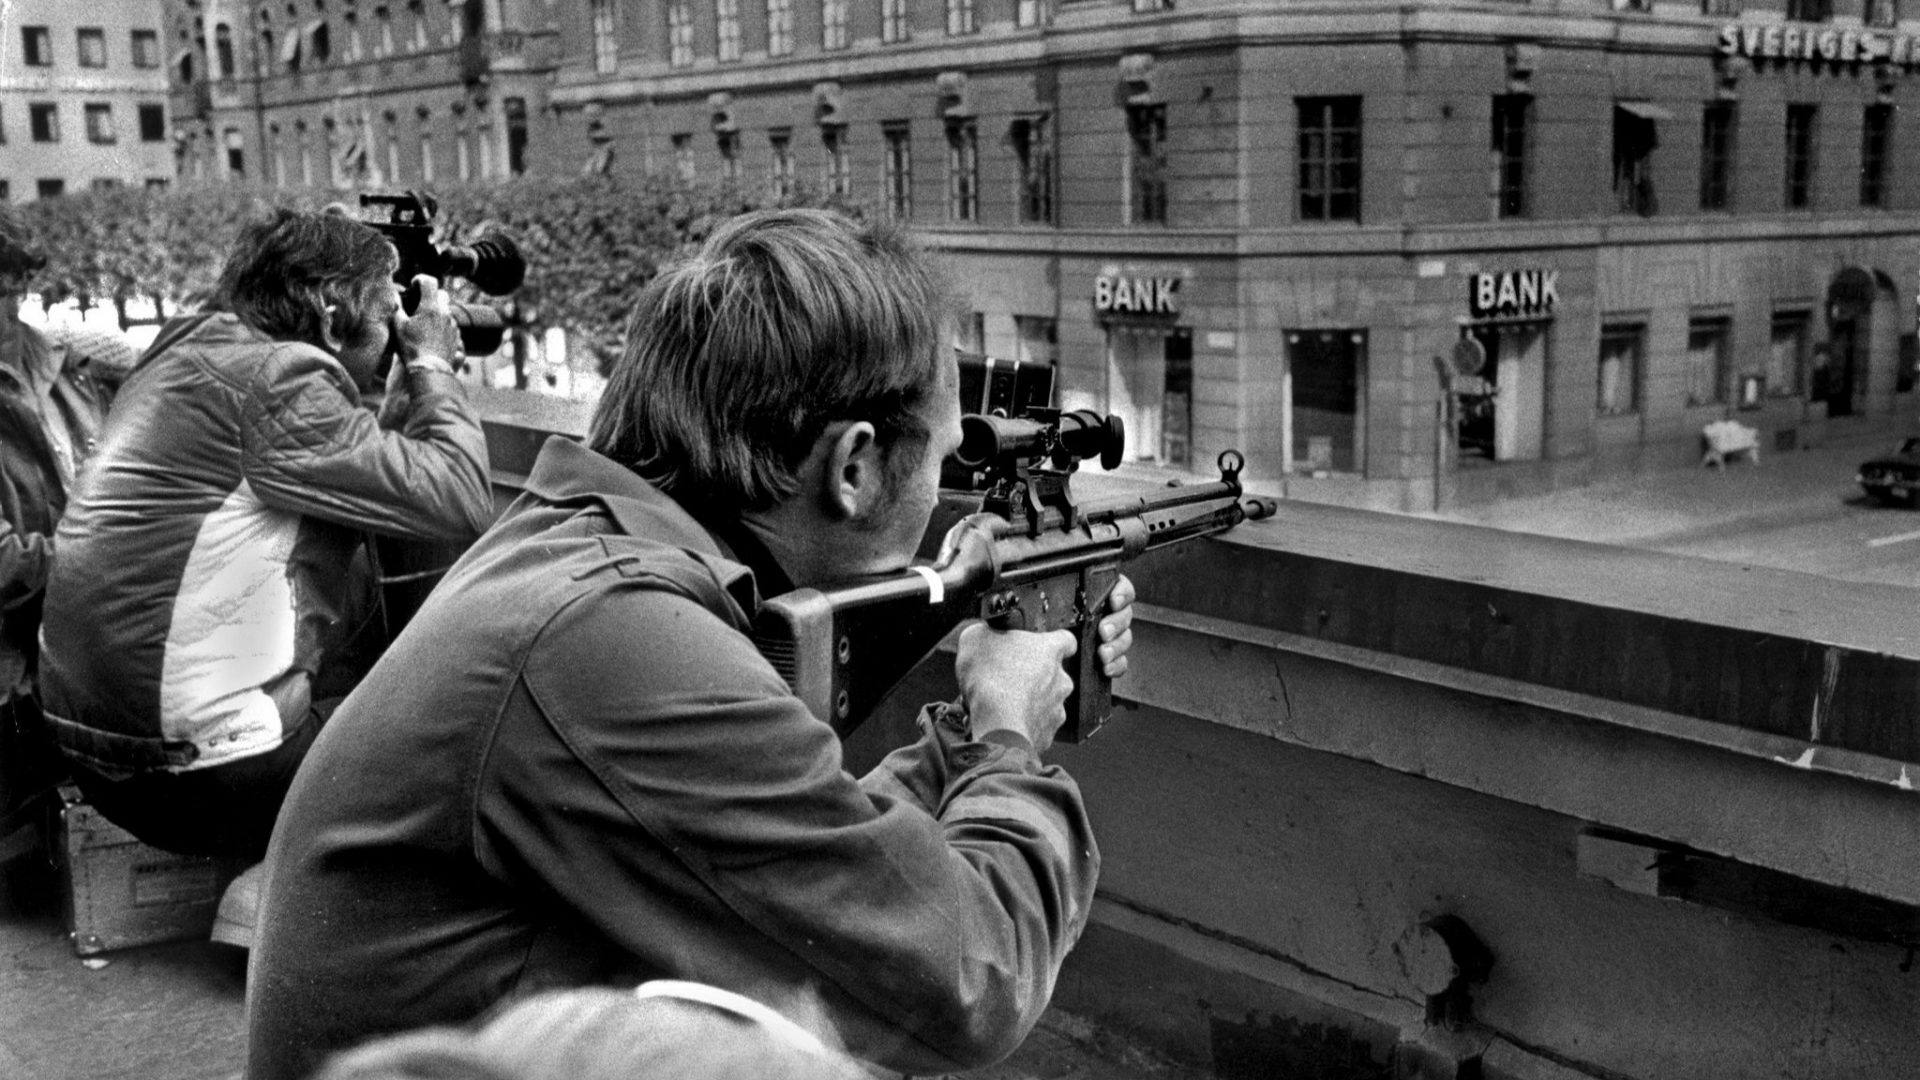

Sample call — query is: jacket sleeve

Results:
[482,585,1100,1075]
[0,517,51,611]
[237,349,494,542]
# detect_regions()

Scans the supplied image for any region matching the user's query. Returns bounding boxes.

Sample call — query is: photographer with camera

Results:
[34,208,491,876]
[248,208,1134,1080]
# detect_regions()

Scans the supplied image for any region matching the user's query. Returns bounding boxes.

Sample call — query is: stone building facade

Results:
[1,1,175,199]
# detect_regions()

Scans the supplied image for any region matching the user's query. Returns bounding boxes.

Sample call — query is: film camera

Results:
[360,191,525,357]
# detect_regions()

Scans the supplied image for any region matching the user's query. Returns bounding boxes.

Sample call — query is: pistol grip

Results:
[1056,567,1120,744]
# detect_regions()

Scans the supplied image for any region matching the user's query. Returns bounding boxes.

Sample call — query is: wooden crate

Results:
[52,791,242,956]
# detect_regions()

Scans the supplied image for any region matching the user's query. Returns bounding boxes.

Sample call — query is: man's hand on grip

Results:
[394,273,462,368]
[956,624,1078,755]
[1096,574,1136,680]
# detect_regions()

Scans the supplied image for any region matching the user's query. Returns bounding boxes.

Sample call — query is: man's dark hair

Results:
[588,208,960,518]
[212,208,397,345]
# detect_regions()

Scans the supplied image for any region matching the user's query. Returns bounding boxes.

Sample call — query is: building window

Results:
[344,12,363,60]
[1297,96,1361,222]
[376,5,395,55]
[1597,323,1644,416]
[37,180,65,200]
[1685,317,1731,407]
[822,0,849,48]
[214,24,235,78]
[312,21,333,64]
[947,0,975,35]
[1699,101,1735,211]
[1866,0,1899,27]
[1784,103,1816,209]
[1861,104,1892,209]
[822,125,851,196]
[1768,310,1809,397]
[1012,114,1054,224]
[946,118,977,222]
[76,27,107,68]
[29,104,58,144]
[673,133,695,181]
[1785,0,1831,20]
[297,122,314,185]
[767,0,793,55]
[1016,0,1047,26]
[667,0,693,67]
[22,26,52,66]
[768,128,794,199]
[504,98,528,178]
[883,122,912,220]
[882,0,909,41]
[131,29,160,67]
[1127,103,1167,225]
[1132,0,1172,10]
[144,178,167,191]
[1613,102,1662,216]
[716,0,742,60]
[138,103,166,142]
[407,0,430,50]
[1701,1,1742,14]
[91,178,123,193]
[593,0,620,72]
[718,130,740,182]
[418,118,435,183]
[225,128,247,178]
[83,104,114,144]
[1492,94,1531,219]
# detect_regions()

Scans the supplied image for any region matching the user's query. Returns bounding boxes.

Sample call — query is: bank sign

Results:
[1718,23,1920,66]
[1468,269,1559,320]
[1094,274,1180,315]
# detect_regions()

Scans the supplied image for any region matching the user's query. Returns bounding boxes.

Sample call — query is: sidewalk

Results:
[1423,433,1895,548]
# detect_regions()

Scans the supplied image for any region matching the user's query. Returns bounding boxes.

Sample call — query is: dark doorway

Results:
[1286,329,1364,473]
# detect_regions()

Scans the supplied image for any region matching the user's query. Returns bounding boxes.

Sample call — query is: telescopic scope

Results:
[954,409,1126,472]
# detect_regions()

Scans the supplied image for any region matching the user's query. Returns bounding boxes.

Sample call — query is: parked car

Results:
[1857,436,1920,506]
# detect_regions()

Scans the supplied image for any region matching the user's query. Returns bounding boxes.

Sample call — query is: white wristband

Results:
[406,355,455,377]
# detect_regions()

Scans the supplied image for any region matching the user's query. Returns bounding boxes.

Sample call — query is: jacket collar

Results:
[521,437,763,614]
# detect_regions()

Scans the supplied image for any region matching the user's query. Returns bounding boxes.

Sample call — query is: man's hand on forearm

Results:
[393,273,463,372]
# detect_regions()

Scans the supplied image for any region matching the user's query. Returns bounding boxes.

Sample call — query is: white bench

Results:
[1701,420,1760,469]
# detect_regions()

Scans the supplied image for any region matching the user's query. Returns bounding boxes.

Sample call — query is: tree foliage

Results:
[18,176,863,369]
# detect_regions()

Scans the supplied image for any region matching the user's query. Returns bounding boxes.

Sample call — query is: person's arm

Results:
[0,516,52,611]
[480,587,1099,1075]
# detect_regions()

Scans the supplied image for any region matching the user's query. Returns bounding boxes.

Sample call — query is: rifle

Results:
[752,407,1273,743]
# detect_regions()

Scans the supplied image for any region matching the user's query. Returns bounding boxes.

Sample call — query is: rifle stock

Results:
[753,449,1264,742]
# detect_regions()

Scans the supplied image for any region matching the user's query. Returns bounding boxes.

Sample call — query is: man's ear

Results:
[317,301,348,353]
[819,420,881,522]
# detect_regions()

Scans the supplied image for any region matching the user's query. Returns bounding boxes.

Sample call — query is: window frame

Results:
[767,127,794,200]
[1492,93,1531,219]
[822,0,849,49]
[821,124,852,197]
[883,121,913,220]
[946,117,978,222]
[1699,101,1735,211]
[21,26,53,67]
[767,0,793,55]
[1612,104,1659,217]
[130,29,160,68]
[137,103,166,142]
[1597,321,1646,417]
[1767,309,1811,398]
[1127,102,1168,225]
[592,0,621,73]
[1685,316,1733,408]
[28,103,59,144]
[1784,103,1817,209]
[1861,103,1892,209]
[76,27,107,68]
[716,0,742,61]
[881,0,910,42]
[666,0,693,68]
[1012,113,1055,225]
[946,0,976,36]
[1297,96,1362,223]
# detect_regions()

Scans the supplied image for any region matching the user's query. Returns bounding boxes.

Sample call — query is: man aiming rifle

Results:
[248,208,1138,1079]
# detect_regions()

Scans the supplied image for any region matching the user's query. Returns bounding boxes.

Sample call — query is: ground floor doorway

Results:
[1103,324,1193,466]
[1458,321,1548,463]
[1283,329,1366,473]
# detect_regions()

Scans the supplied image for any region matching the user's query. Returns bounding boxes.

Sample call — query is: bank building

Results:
[169,0,1920,507]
